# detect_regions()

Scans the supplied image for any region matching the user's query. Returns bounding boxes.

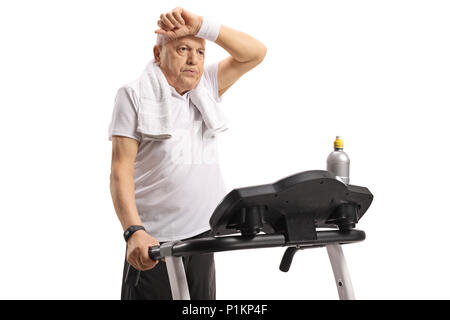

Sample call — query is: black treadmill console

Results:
[209,170,373,243]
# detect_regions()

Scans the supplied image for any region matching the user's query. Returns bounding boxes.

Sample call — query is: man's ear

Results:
[153,45,161,65]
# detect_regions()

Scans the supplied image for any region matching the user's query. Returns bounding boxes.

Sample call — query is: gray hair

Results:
[156,34,171,47]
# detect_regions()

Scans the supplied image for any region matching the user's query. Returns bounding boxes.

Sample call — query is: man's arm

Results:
[215,25,267,97]
[110,136,159,270]
[110,136,142,230]
[154,7,267,97]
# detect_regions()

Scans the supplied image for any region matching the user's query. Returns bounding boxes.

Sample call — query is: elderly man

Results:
[109,7,266,300]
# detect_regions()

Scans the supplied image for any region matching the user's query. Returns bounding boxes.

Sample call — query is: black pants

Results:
[121,230,215,300]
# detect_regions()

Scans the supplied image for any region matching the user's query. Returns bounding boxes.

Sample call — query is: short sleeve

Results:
[202,62,222,103]
[108,87,142,142]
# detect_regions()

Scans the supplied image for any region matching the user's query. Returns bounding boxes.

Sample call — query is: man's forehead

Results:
[173,36,206,49]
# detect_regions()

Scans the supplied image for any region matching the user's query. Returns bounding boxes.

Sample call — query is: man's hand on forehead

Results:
[155,7,203,41]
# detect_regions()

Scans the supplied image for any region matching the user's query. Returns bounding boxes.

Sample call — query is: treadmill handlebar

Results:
[148,230,366,260]
[149,246,162,261]
[126,229,365,287]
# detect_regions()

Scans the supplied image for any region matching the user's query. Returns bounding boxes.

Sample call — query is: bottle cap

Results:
[334,136,344,149]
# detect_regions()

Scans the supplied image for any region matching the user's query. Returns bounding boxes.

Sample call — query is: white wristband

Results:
[195,17,221,42]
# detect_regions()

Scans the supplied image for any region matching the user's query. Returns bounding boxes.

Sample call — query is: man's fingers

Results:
[139,252,158,271]
[154,29,177,41]
[160,14,174,29]
[130,258,156,271]
[157,20,170,31]
[155,28,166,35]
[173,10,185,25]
[167,12,182,28]
[161,30,178,41]
[128,258,142,271]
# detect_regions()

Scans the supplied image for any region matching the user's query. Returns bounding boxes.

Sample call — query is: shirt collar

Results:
[170,86,191,101]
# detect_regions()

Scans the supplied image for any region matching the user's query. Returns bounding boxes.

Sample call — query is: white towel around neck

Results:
[136,60,228,141]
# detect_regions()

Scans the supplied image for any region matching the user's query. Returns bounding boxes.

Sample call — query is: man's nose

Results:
[187,51,200,65]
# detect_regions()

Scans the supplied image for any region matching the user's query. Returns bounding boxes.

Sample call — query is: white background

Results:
[0,0,449,299]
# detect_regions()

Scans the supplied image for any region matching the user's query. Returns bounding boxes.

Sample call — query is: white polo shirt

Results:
[108,62,227,241]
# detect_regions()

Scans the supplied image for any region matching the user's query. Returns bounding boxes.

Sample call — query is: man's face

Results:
[154,36,206,95]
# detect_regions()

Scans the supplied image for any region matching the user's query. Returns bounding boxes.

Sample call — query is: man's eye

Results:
[199,51,204,55]
[179,47,187,51]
